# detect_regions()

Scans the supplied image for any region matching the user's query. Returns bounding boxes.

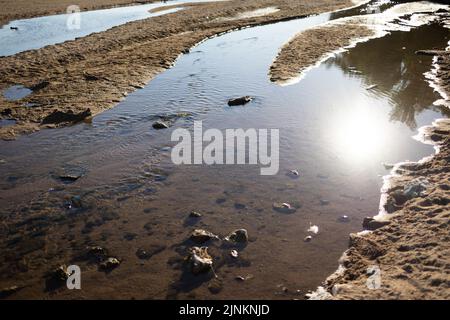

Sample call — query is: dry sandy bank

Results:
[0,0,356,140]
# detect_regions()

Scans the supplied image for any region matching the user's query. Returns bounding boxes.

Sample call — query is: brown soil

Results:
[309,34,450,300]
[270,23,374,83]
[0,0,161,26]
[0,0,355,140]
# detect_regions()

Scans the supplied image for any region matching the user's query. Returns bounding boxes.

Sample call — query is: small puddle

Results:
[0,0,225,57]
[3,85,32,101]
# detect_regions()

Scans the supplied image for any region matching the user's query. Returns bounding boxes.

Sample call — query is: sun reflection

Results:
[331,106,390,163]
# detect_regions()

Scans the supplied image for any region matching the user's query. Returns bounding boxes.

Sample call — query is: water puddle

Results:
[0,0,448,299]
[2,84,33,101]
[0,0,225,57]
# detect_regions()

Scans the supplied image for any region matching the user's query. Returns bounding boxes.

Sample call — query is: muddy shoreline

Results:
[308,20,450,299]
[0,0,356,140]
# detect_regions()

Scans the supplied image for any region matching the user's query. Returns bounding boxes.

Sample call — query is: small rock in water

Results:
[338,215,350,222]
[86,246,107,259]
[189,211,202,218]
[59,173,82,182]
[152,121,169,129]
[224,229,248,244]
[273,202,297,214]
[190,229,219,244]
[227,96,253,106]
[366,84,377,90]
[307,223,319,234]
[187,246,213,274]
[320,199,329,206]
[304,235,313,242]
[230,250,239,258]
[52,265,70,281]
[10,26,19,30]
[287,169,300,178]
[99,257,121,271]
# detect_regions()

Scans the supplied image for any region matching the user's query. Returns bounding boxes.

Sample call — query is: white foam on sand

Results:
[216,6,280,22]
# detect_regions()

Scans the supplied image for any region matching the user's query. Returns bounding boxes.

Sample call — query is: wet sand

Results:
[270,23,374,83]
[0,0,355,140]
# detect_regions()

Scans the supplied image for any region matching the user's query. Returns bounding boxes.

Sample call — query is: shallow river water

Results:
[0,0,448,299]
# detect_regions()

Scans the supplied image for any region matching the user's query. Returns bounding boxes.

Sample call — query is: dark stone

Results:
[152,121,169,129]
[189,211,202,218]
[227,96,253,106]
[99,257,121,271]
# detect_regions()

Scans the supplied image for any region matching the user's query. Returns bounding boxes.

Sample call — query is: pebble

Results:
[152,121,169,129]
[272,202,297,214]
[99,257,121,271]
[190,229,219,244]
[189,211,202,218]
[225,229,248,244]
[304,236,313,242]
[230,250,239,258]
[187,247,213,274]
[228,96,253,106]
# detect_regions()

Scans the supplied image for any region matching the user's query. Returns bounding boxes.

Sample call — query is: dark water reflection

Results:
[328,23,450,129]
